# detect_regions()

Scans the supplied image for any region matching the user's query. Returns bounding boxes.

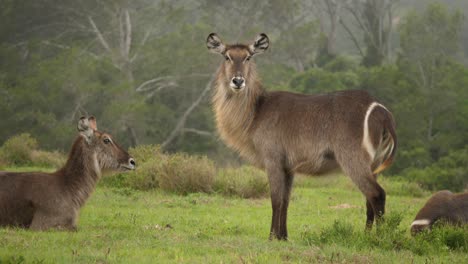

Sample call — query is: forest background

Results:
[1,0,467,191]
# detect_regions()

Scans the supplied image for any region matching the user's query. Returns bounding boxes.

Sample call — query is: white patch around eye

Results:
[411,219,431,227]
[92,152,102,177]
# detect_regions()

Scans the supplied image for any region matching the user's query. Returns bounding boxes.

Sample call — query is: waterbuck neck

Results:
[212,63,265,155]
[56,136,101,208]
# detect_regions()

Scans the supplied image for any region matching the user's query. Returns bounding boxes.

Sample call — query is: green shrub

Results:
[397,147,468,191]
[158,153,215,195]
[379,178,428,198]
[128,144,162,164]
[322,55,358,72]
[125,156,164,190]
[0,155,6,169]
[214,166,269,198]
[0,133,38,166]
[101,150,216,194]
[30,150,66,168]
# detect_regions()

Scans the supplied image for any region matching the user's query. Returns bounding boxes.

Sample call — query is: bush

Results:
[128,144,162,164]
[30,150,66,168]
[397,147,468,191]
[158,153,215,195]
[0,133,38,166]
[100,144,165,190]
[379,178,428,198]
[214,166,269,198]
[123,156,164,191]
[0,158,6,170]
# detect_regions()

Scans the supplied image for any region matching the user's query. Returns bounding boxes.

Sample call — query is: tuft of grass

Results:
[214,166,269,198]
[301,212,467,256]
[0,133,38,166]
[412,222,468,253]
[158,153,215,195]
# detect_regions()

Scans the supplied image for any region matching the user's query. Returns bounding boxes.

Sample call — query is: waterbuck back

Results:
[207,33,397,240]
[0,116,135,230]
[411,190,468,234]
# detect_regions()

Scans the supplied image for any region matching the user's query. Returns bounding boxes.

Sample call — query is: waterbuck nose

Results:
[129,158,136,169]
[232,77,244,88]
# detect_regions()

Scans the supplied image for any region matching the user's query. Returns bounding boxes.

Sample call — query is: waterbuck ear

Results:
[249,33,269,55]
[88,116,97,131]
[206,33,226,54]
[77,116,96,142]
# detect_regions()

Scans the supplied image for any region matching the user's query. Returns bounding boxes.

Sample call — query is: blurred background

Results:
[0,0,467,190]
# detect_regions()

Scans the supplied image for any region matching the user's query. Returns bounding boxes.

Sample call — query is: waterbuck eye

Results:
[246,56,251,61]
[224,56,229,61]
[103,138,111,144]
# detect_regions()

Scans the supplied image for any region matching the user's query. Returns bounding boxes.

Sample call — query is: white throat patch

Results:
[92,152,102,177]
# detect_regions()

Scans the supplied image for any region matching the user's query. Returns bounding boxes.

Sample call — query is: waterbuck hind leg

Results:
[266,162,290,240]
[336,152,386,230]
[365,199,375,230]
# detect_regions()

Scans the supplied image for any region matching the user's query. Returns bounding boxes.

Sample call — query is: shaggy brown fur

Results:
[207,33,397,240]
[0,117,135,231]
[411,191,468,234]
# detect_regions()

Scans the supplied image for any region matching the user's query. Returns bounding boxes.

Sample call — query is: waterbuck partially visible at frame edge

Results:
[411,190,468,235]
[207,33,397,240]
[0,116,135,230]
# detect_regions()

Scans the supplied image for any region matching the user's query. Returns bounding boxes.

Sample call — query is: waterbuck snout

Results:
[0,116,135,231]
[207,33,397,240]
[207,33,269,93]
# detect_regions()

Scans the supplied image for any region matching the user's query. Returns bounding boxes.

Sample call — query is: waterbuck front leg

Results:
[265,161,293,240]
[30,208,78,231]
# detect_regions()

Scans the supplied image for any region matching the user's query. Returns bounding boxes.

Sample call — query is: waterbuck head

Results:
[77,116,135,172]
[207,33,269,93]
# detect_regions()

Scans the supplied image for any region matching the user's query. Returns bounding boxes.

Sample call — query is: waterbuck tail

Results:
[373,111,397,175]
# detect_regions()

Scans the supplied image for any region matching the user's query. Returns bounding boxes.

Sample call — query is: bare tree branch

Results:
[161,76,215,149]
[339,19,365,57]
[88,16,112,53]
[182,128,213,137]
[135,74,211,92]
[124,9,132,59]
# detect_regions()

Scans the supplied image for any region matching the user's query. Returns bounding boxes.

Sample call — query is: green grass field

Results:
[0,169,466,263]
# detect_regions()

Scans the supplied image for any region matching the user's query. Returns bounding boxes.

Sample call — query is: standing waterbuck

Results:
[206,33,397,240]
[0,116,135,230]
[411,190,468,235]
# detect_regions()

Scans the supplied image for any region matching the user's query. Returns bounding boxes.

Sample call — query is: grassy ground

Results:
[0,169,466,263]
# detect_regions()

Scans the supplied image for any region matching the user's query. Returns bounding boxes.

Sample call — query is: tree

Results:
[342,0,398,66]
[398,3,464,160]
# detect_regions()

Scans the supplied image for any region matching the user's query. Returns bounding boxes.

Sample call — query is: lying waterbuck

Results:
[206,33,397,240]
[0,116,135,230]
[411,190,468,234]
